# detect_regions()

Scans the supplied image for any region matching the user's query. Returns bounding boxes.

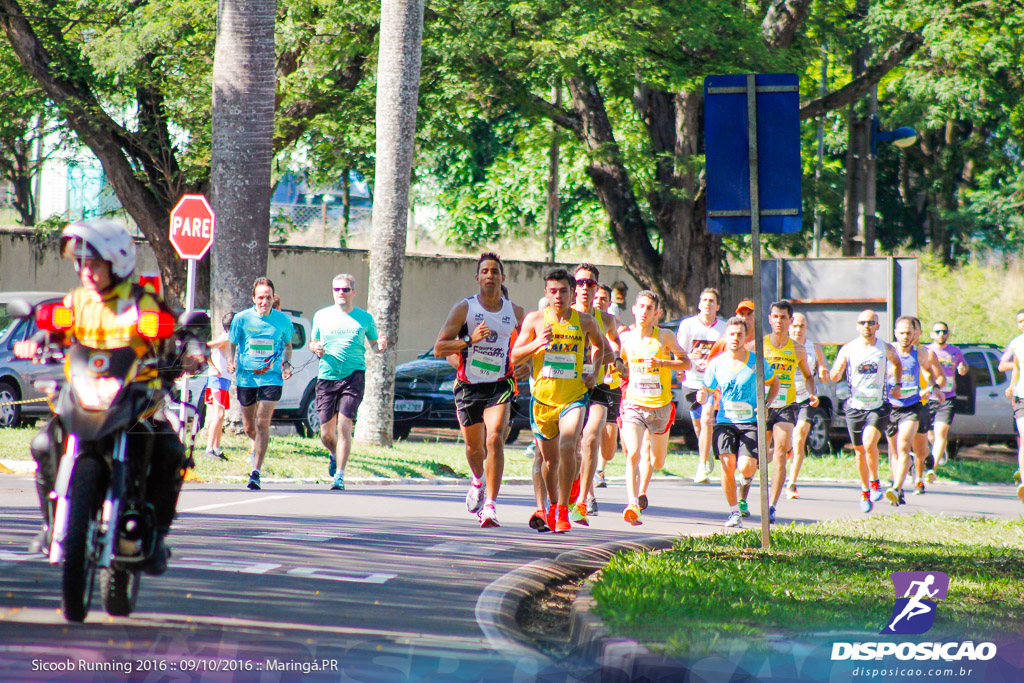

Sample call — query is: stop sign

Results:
[169,194,216,260]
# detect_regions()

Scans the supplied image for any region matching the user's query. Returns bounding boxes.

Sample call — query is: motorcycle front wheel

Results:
[62,457,103,622]
[100,567,140,617]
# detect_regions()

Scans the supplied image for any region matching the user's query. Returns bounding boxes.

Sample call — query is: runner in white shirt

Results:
[1002,308,1024,503]
[675,288,726,483]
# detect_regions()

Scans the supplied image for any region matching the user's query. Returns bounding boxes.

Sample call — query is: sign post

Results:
[169,194,216,421]
[705,73,801,549]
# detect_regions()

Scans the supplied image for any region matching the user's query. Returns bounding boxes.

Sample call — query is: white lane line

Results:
[180,495,291,512]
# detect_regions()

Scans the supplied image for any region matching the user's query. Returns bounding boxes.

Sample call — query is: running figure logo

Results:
[882,571,950,635]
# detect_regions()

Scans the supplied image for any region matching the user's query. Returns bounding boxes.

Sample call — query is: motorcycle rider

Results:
[15,219,188,575]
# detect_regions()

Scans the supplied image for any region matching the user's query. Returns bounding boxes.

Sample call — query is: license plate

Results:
[394,399,424,412]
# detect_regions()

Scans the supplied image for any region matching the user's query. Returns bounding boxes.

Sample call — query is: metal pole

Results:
[746,74,770,550]
[179,259,197,426]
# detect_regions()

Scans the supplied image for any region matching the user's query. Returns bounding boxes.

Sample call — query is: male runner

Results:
[228,277,294,491]
[697,316,779,528]
[675,288,726,484]
[618,291,689,524]
[925,322,968,478]
[761,300,817,523]
[1003,309,1024,502]
[784,312,829,498]
[829,310,902,512]
[434,253,525,527]
[593,284,622,491]
[512,269,608,533]
[885,316,945,506]
[310,274,387,491]
[569,264,621,525]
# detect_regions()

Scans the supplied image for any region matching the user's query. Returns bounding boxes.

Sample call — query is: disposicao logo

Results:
[882,571,949,635]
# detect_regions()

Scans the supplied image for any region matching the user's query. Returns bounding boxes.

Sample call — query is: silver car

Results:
[0,292,68,427]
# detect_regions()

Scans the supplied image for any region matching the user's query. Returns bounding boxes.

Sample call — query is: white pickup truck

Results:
[186,309,321,436]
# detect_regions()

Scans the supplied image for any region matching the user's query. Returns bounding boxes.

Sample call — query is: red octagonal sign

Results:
[169,194,216,260]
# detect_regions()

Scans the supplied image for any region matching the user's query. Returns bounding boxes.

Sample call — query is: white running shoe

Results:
[479,504,500,528]
[466,484,485,513]
[694,465,710,484]
[724,511,742,528]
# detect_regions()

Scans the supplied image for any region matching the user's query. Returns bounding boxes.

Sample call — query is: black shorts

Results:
[237,384,283,407]
[767,403,798,429]
[713,422,759,461]
[928,400,956,426]
[316,372,366,423]
[1014,397,1024,421]
[681,388,703,419]
[794,399,814,424]
[454,377,514,427]
[918,402,932,432]
[588,384,619,421]
[845,405,889,446]
[885,403,924,438]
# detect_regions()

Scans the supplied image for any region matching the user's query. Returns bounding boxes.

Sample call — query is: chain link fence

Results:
[271,203,372,247]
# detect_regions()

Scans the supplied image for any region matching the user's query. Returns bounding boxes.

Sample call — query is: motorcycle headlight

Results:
[71,375,124,410]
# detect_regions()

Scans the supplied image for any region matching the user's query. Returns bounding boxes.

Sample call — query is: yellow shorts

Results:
[530,396,589,441]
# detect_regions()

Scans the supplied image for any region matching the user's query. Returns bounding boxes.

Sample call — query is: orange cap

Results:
[736,299,755,313]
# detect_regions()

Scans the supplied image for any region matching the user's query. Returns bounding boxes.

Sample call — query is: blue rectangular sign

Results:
[704,73,801,234]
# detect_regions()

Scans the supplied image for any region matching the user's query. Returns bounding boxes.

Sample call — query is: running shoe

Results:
[466,483,484,513]
[937,453,948,467]
[869,480,883,502]
[724,511,742,528]
[595,471,607,489]
[913,481,926,495]
[885,487,901,507]
[738,499,750,517]
[479,504,500,528]
[693,465,710,484]
[554,505,571,533]
[569,477,581,503]
[204,448,228,462]
[528,510,550,532]
[859,491,872,513]
[330,472,345,491]
[924,454,935,470]
[1014,470,1022,486]
[768,505,777,524]
[247,470,261,491]
[1018,483,1024,504]
[569,503,590,526]
[926,469,937,484]
[586,495,598,516]
[546,504,557,532]
[328,454,337,478]
[785,483,800,499]
[638,493,649,511]
[898,489,906,505]
[706,461,715,477]
[622,504,642,526]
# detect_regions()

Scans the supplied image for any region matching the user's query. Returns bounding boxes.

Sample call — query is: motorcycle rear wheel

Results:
[62,457,103,622]
[101,567,140,617]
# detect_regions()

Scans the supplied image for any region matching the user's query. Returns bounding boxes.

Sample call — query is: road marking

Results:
[0,550,40,563]
[180,495,291,512]
[167,557,398,584]
[286,567,396,584]
[172,557,282,574]
[429,542,501,557]
[257,531,348,543]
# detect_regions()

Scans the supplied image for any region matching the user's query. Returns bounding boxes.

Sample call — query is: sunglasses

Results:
[333,287,353,293]
[575,279,597,287]
[856,320,878,326]
[933,329,948,334]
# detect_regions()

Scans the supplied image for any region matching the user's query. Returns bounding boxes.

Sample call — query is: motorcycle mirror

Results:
[7,298,35,319]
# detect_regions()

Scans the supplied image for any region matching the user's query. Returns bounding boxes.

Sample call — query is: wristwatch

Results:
[460,333,473,346]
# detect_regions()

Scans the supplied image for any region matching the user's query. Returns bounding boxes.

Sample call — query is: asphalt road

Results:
[0,470,1021,683]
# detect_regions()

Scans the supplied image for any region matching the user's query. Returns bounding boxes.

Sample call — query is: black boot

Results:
[144,534,171,576]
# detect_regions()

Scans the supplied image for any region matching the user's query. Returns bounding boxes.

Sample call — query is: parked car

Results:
[391,351,531,442]
[0,292,70,427]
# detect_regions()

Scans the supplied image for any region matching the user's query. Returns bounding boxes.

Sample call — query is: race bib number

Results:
[469,356,503,380]
[542,352,578,379]
[249,338,274,358]
[582,362,594,376]
[723,400,753,422]
[631,370,662,398]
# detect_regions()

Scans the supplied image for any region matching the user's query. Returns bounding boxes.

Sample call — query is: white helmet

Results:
[60,219,137,281]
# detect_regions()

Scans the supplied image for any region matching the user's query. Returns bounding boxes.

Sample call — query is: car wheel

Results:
[505,426,521,445]
[393,423,411,440]
[947,439,961,460]
[296,384,320,438]
[0,380,21,428]
[806,409,831,456]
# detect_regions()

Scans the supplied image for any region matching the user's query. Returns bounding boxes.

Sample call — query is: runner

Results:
[762,301,817,523]
[433,253,526,527]
[884,316,945,506]
[617,291,689,525]
[309,274,387,492]
[697,316,779,528]
[1003,308,1024,503]
[909,317,941,492]
[784,312,829,498]
[592,284,622,492]
[700,300,757,468]
[675,288,726,484]
[925,321,968,480]
[828,310,902,512]
[202,312,234,461]
[569,265,621,526]
[511,268,608,533]
[228,278,294,491]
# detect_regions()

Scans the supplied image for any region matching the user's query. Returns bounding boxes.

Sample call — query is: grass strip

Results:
[592,514,1024,657]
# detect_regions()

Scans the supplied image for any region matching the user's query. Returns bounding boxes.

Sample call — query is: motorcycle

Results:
[10,297,208,622]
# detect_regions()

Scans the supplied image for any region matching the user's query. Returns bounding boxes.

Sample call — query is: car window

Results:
[964,351,993,387]
[0,303,16,345]
[291,322,306,348]
[985,350,1007,385]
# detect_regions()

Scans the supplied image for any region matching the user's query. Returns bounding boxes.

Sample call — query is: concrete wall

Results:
[0,231,754,363]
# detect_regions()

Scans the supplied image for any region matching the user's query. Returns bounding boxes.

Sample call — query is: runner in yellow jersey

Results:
[511,268,609,533]
[759,300,817,524]
[617,291,690,525]
[592,284,622,492]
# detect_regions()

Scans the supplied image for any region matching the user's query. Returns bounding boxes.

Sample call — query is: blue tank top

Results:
[889,347,921,407]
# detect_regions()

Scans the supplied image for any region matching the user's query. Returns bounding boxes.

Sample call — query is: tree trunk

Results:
[353,0,424,446]
[210,0,277,331]
[340,168,350,248]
